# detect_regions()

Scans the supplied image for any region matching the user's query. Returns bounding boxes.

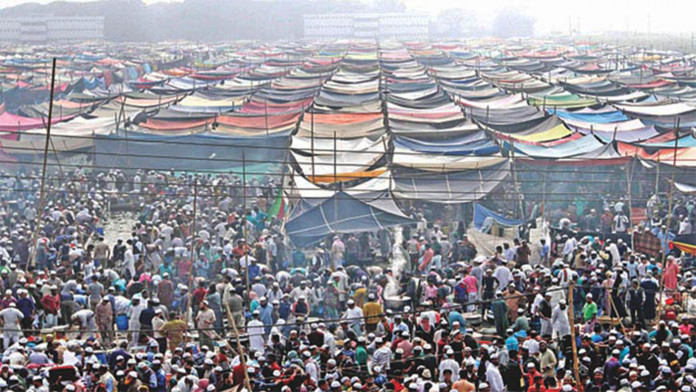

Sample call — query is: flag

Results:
[672,241,696,255]
[267,189,288,221]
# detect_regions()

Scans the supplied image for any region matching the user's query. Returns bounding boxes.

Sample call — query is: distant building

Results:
[304,13,429,39]
[0,16,105,43]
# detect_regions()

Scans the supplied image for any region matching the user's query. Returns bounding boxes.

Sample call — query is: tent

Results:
[285,191,413,247]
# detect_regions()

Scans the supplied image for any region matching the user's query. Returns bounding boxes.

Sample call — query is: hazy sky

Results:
[2,0,696,35]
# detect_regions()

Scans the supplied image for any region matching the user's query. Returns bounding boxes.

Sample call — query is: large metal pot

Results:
[384,295,411,311]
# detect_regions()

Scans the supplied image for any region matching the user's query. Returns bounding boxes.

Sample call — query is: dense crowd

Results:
[0,168,694,392]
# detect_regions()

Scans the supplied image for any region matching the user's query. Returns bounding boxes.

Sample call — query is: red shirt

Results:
[192,288,208,306]
[41,294,60,314]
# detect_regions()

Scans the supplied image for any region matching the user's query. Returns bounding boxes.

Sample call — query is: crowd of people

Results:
[0,167,694,392]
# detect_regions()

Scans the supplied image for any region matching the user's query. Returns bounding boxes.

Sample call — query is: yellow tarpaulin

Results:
[307,168,387,184]
[513,123,573,143]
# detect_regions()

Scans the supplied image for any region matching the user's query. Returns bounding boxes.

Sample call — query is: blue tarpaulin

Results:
[94,131,290,172]
[394,134,499,156]
[554,109,629,123]
[285,191,413,247]
[473,204,524,230]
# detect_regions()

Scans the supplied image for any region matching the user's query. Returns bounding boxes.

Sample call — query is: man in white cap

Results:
[0,302,23,348]
[583,293,598,323]
[71,308,96,339]
[343,299,363,335]
[439,348,460,382]
[127,296,145,347]
[248,310,265,353]
[486,353,504,392]
[95,297,114,345]
[195,300,217,348]
[552,299,571,339]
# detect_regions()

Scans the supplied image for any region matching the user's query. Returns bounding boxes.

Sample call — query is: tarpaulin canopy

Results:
[393,134,499,156]
[392,160,511,204]
[473,204,524,230]
[555,109,629,123]
[285,191,413,247]
[615,102,696,117]
[95,130,289,172]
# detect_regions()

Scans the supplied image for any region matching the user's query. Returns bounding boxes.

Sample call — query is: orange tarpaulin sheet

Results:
[307,169,387,184]
[617,142,696,167]
[216,112,299,129]
[305,112,382,125]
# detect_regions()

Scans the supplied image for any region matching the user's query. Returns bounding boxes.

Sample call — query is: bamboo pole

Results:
[568,282,581,390]
[310,109,315,181]
[333,130,338,233]
[264,100,269,137]
[510,140,524,220]
[242,152,251,310]
[657,118,680,320]
[186,180,198,326]
[626,160,635,250]
[224,301,253,392]
[28,58,57,272]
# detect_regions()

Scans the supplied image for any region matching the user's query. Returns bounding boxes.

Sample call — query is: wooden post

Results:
[224,301,253,392]
[626,160,635,250]
[333,130,338,232]
[264,99,269,137]
[655,154,661,195]
[186,180,198,326]
[568,282,581,389]
[510,140,524,220]
[242,152,251,309]
[657,118,680,320]
[310,109,315,181]
[28,58,57,272]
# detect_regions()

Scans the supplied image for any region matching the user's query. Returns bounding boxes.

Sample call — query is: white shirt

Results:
[503,248,516,262]
[523,338,540,355]
[551,305,571,337]
[439,358,460,381]
[239,255,256,269]
[486,362,505,392]
[563,238,577,256]
[679,220,693,235]
[127,302,145,328]
[0,308,23,329]
[304,359,319,382]
[248,319,265,352]
[344,306,364,329]
[494,266,513,289]
[123,248,135,277]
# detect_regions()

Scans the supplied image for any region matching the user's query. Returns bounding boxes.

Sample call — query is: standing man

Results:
[626,280,645,327]
[127,297,145,347]
[93,237,110,268]
[195,300,217,348]
[0,303,23,349]
[551,300,570,339]
[95,298,114,345]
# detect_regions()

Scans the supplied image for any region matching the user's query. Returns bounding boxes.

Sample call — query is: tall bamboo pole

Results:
[568,282,581,390]
[626,160,635,250]
[186,180,198,326]
[657,118,680,320]
[224,301,253,392]
[242,152,251,310]
[28,58,57,272]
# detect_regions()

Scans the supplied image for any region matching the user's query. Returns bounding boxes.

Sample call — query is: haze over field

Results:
[1,0,695,40]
